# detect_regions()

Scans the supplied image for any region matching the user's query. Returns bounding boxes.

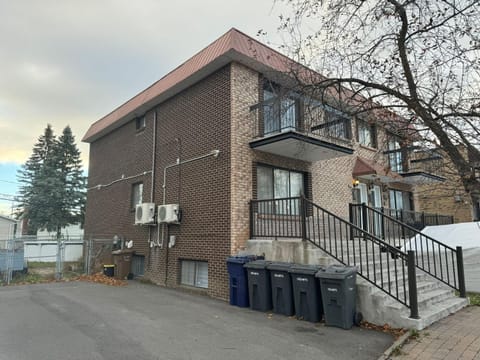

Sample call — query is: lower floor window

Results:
[180,260,208,289]
[389,189,413,211]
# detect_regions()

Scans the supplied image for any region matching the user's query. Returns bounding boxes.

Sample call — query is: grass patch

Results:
[409,329,420,340]
[27,261,56,269]
[467,292,480,306]
[10,272,54,284]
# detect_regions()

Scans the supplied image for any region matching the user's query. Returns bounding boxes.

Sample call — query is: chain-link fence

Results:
[0,236,85,285]
[1,236,142,284]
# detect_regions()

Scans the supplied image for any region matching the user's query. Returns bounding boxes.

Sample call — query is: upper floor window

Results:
[321,107,352,140]
[136,116,146,132]
[388,135,405,173]
[357,120,377,148]
[263,83,297,135]
[131,182,143,209]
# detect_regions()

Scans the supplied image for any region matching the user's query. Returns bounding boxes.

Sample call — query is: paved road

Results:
[400,306,480,360]
[0,281,393,360]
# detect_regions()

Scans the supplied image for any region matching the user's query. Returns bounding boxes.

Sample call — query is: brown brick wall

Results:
[85,66,232,299]
[230,63,311,252]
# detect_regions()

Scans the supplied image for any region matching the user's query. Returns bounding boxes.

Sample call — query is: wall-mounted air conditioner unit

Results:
[158,204,180,224]
[135,203,156,225]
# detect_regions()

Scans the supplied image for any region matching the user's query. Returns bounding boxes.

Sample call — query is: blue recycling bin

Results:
[226,255,260,307]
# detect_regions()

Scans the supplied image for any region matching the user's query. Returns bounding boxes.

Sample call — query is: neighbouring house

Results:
[0,215,19,241]
[415,145,480,223]
[83,29,468,329]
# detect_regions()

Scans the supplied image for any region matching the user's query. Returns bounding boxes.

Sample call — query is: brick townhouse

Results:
[83,28,455,300]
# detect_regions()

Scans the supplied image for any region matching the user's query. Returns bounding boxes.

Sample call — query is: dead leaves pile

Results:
[360,321,407,339]
[74,273,128,286]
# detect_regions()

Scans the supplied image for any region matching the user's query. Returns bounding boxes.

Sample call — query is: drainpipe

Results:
[148,111,158,257]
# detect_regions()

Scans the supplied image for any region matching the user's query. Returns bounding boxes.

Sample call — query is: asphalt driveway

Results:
[0,281,393,360]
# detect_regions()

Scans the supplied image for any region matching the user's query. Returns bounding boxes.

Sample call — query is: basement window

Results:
[180,260,208,289]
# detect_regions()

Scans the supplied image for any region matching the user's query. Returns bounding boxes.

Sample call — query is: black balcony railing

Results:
[349,203,465,295]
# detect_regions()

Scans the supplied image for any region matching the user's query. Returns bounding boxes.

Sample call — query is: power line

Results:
[0,179,20,185]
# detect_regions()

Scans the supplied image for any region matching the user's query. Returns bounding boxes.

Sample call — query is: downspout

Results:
[164,138,182,285]
[148,110,158,264]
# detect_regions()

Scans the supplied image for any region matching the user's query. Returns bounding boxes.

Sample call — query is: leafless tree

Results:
[271,0,480,216]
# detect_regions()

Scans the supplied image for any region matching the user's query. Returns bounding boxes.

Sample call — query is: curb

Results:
[377,331,411,360]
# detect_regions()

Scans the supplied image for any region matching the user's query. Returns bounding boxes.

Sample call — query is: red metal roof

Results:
[352,156,402,180]
[83,28,302,142]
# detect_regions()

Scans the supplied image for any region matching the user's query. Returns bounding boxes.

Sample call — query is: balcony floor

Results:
[249,130,353,162]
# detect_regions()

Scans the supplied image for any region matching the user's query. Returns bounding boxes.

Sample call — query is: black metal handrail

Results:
[349,203,466,296]
[250,196,420,317]
[373,207,453,231]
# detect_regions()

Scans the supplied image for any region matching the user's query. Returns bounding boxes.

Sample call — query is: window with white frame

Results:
[263,83,297,135]
[388,135,404,172]
[180,260,208,288]
[357,120,377,148]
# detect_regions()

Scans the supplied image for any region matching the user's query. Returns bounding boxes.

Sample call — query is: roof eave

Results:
[82,48,291,143]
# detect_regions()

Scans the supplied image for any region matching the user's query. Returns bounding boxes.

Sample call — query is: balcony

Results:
[249,97,353,162]
[384,148,446,184]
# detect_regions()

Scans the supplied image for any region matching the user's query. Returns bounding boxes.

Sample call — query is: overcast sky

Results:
[0,0,284,215]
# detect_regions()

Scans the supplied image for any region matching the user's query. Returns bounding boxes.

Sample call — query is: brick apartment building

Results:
[83,28,460,300]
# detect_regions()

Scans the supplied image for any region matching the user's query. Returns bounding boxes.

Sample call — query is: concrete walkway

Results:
[399,306,480,359]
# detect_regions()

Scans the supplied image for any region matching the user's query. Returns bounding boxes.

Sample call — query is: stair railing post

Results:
[456,246,467,298]
[421,211,426,228]
[380,207,385,239]
[400,210,406,239]
[300,196,307,242]
[249,201,254,239]
[407,250,420,319]
[349,203,354,240]
[361,203,368,236]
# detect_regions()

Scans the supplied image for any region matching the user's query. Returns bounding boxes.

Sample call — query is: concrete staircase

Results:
[246,237,468,330]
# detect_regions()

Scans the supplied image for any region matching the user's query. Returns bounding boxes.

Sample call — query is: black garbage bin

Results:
[289,264,324,322]
[267,262,295,316]
[316,265,358,329]
[244,260,272,312]
[226,255,259,307]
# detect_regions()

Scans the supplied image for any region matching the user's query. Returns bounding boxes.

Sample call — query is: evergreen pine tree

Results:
[17,125,86,238]
[17,124,56,235]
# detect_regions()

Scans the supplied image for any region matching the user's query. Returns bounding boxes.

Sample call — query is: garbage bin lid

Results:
[243,260,271,269]
[266,262,294,272]
[112,249,135,255]
[226,255,258,264]
[103,264,115,268]
[315,265,357,279]
[289,264,325,275]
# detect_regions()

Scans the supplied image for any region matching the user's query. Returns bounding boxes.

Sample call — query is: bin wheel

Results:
[354,312,363,326]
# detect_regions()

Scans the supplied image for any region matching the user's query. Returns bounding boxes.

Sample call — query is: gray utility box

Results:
[289,264,325,322]
[316,265,357,329]
[244,260,272,312]
[267,262,295,316]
